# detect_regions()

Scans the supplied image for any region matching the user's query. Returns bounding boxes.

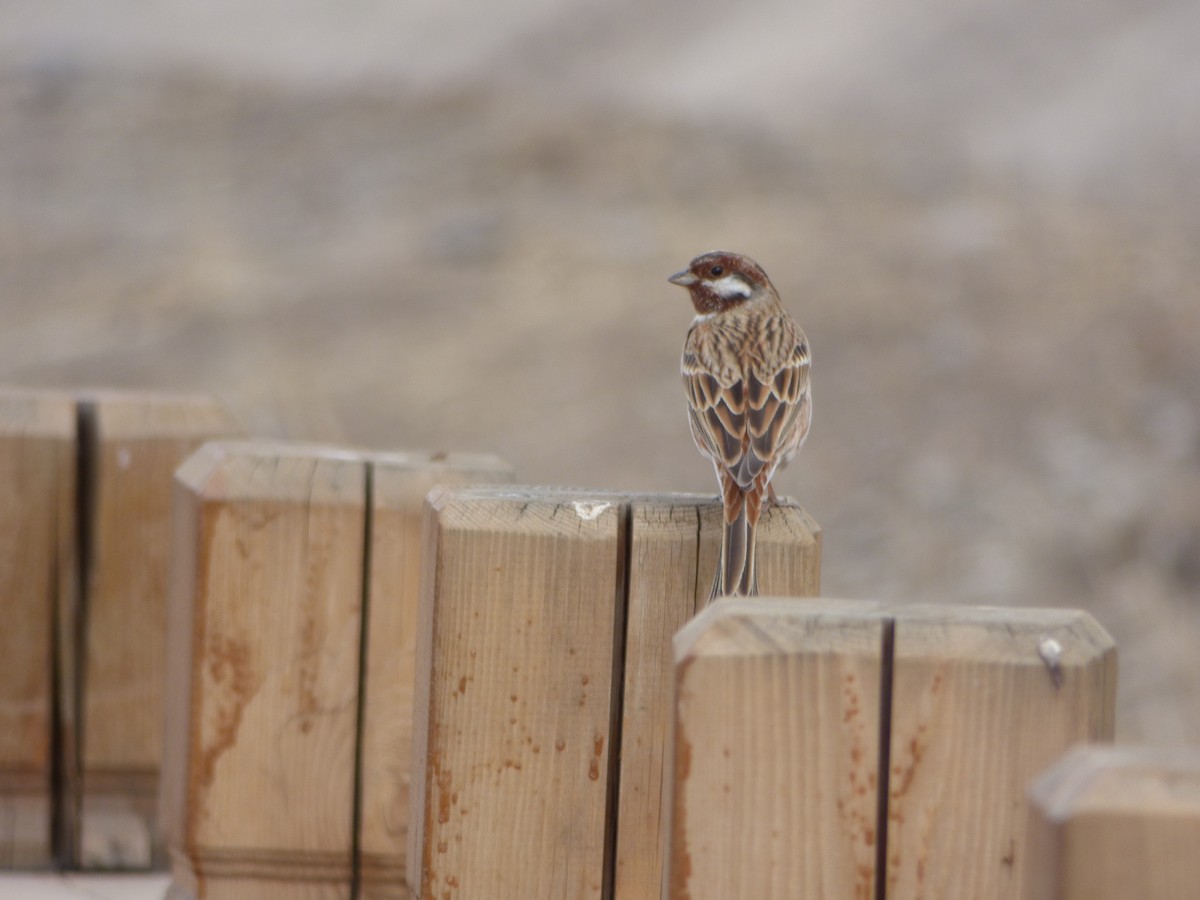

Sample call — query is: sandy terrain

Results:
[1,0,1198,741]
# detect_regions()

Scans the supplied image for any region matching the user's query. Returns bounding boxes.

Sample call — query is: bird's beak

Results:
[668,269,697,287]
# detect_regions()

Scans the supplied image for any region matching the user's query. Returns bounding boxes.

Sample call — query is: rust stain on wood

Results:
[669,725,693,899]
[436,762,454,825]
[297,610,320,733]
[587,734,605,782]
[198,632,257,790]
[422,742,445,899]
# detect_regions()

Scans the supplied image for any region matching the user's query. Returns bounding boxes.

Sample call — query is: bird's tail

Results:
[709,476,764,602]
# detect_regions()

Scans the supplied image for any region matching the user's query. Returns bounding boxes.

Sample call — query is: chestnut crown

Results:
[668,250,774,314]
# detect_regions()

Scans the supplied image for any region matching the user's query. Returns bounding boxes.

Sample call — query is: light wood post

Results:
[0,387,237,871]
[359,453,513,899]
[884,605,1116,899]
[613,497,820,900]
[1025,745,1200,900]
[0,390,76,869]
[164,441,367,900]
[164,442,511,898]
[407,487,625,900]
[79,391,239,868]
[407,488,822,900]
[666,600,886,900]
[663,600,1116,900]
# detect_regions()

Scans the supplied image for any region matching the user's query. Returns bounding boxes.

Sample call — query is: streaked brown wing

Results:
[683,363,746,471]
[683,314,810,490]
[740,333,810,488]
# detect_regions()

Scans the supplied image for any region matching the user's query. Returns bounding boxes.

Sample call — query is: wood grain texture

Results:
[164,441,366,900]
[614,496,820,900]
[359,452,512,900]
[665,599,885,900]
[79,391,239,869]
[1025,745,1200,900]
[884,605,1116,900]
[0,389,76,869]
[407,486,623,900]
[662,601,1116,900]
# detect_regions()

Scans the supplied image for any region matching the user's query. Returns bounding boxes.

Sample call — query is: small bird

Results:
[669,250,811,601]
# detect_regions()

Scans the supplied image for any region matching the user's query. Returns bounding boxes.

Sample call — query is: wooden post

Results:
[163,442,511,898]
[163,441,367,900]
[663,600,1116,900]
[359,452,513,900]
[1025,745,1200,900]
[0,386,236,870]
[78,391,239,869]
[884,605,1116,899]
[407,488,822,899]
[666,599,886,900]
[407,486,625,900]
[613,496,820,900]
[0,390,76,869]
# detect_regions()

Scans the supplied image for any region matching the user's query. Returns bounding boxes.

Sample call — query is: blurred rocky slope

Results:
[2,0,1198,740]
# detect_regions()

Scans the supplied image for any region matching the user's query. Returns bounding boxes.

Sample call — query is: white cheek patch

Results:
[706,274,752,299]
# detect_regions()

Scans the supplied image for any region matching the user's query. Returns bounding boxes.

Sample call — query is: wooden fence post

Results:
[163,441,367,899]
[0,390,76,869]
[359,452,513,900]
[78,391,239,869]
[666,599,886,900]
[407,486,625,900]
[613,496,820,900]
[1025,745,1200,900]
[884,605,1116,899]
[0,387,237,870]
[163,442,512,898]
[663,600,1116,900]
[406,488,822,900]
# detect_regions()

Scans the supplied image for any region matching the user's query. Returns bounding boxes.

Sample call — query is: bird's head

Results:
[668,250,773,315]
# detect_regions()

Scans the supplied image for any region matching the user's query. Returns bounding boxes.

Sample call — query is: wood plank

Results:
[358,452,512,900]
[0,389,76,869]
[884,605,1116,900]
[664,599,886,900]
[662,601,1117,900]
[163,441,366,900]
[407,486,623,900]
[1025,745,1200,900]
[79,391,239,869]
[613,496,820,900]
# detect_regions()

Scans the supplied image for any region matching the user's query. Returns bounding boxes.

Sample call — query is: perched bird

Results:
[669,251,811,600]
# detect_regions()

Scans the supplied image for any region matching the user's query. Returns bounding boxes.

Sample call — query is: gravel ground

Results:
[1,1,1199,742]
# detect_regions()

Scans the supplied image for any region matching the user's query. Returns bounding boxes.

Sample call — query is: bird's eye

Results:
[709,265,724,277]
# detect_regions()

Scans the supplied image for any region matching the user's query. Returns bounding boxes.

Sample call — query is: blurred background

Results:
[2,0,1198,741]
